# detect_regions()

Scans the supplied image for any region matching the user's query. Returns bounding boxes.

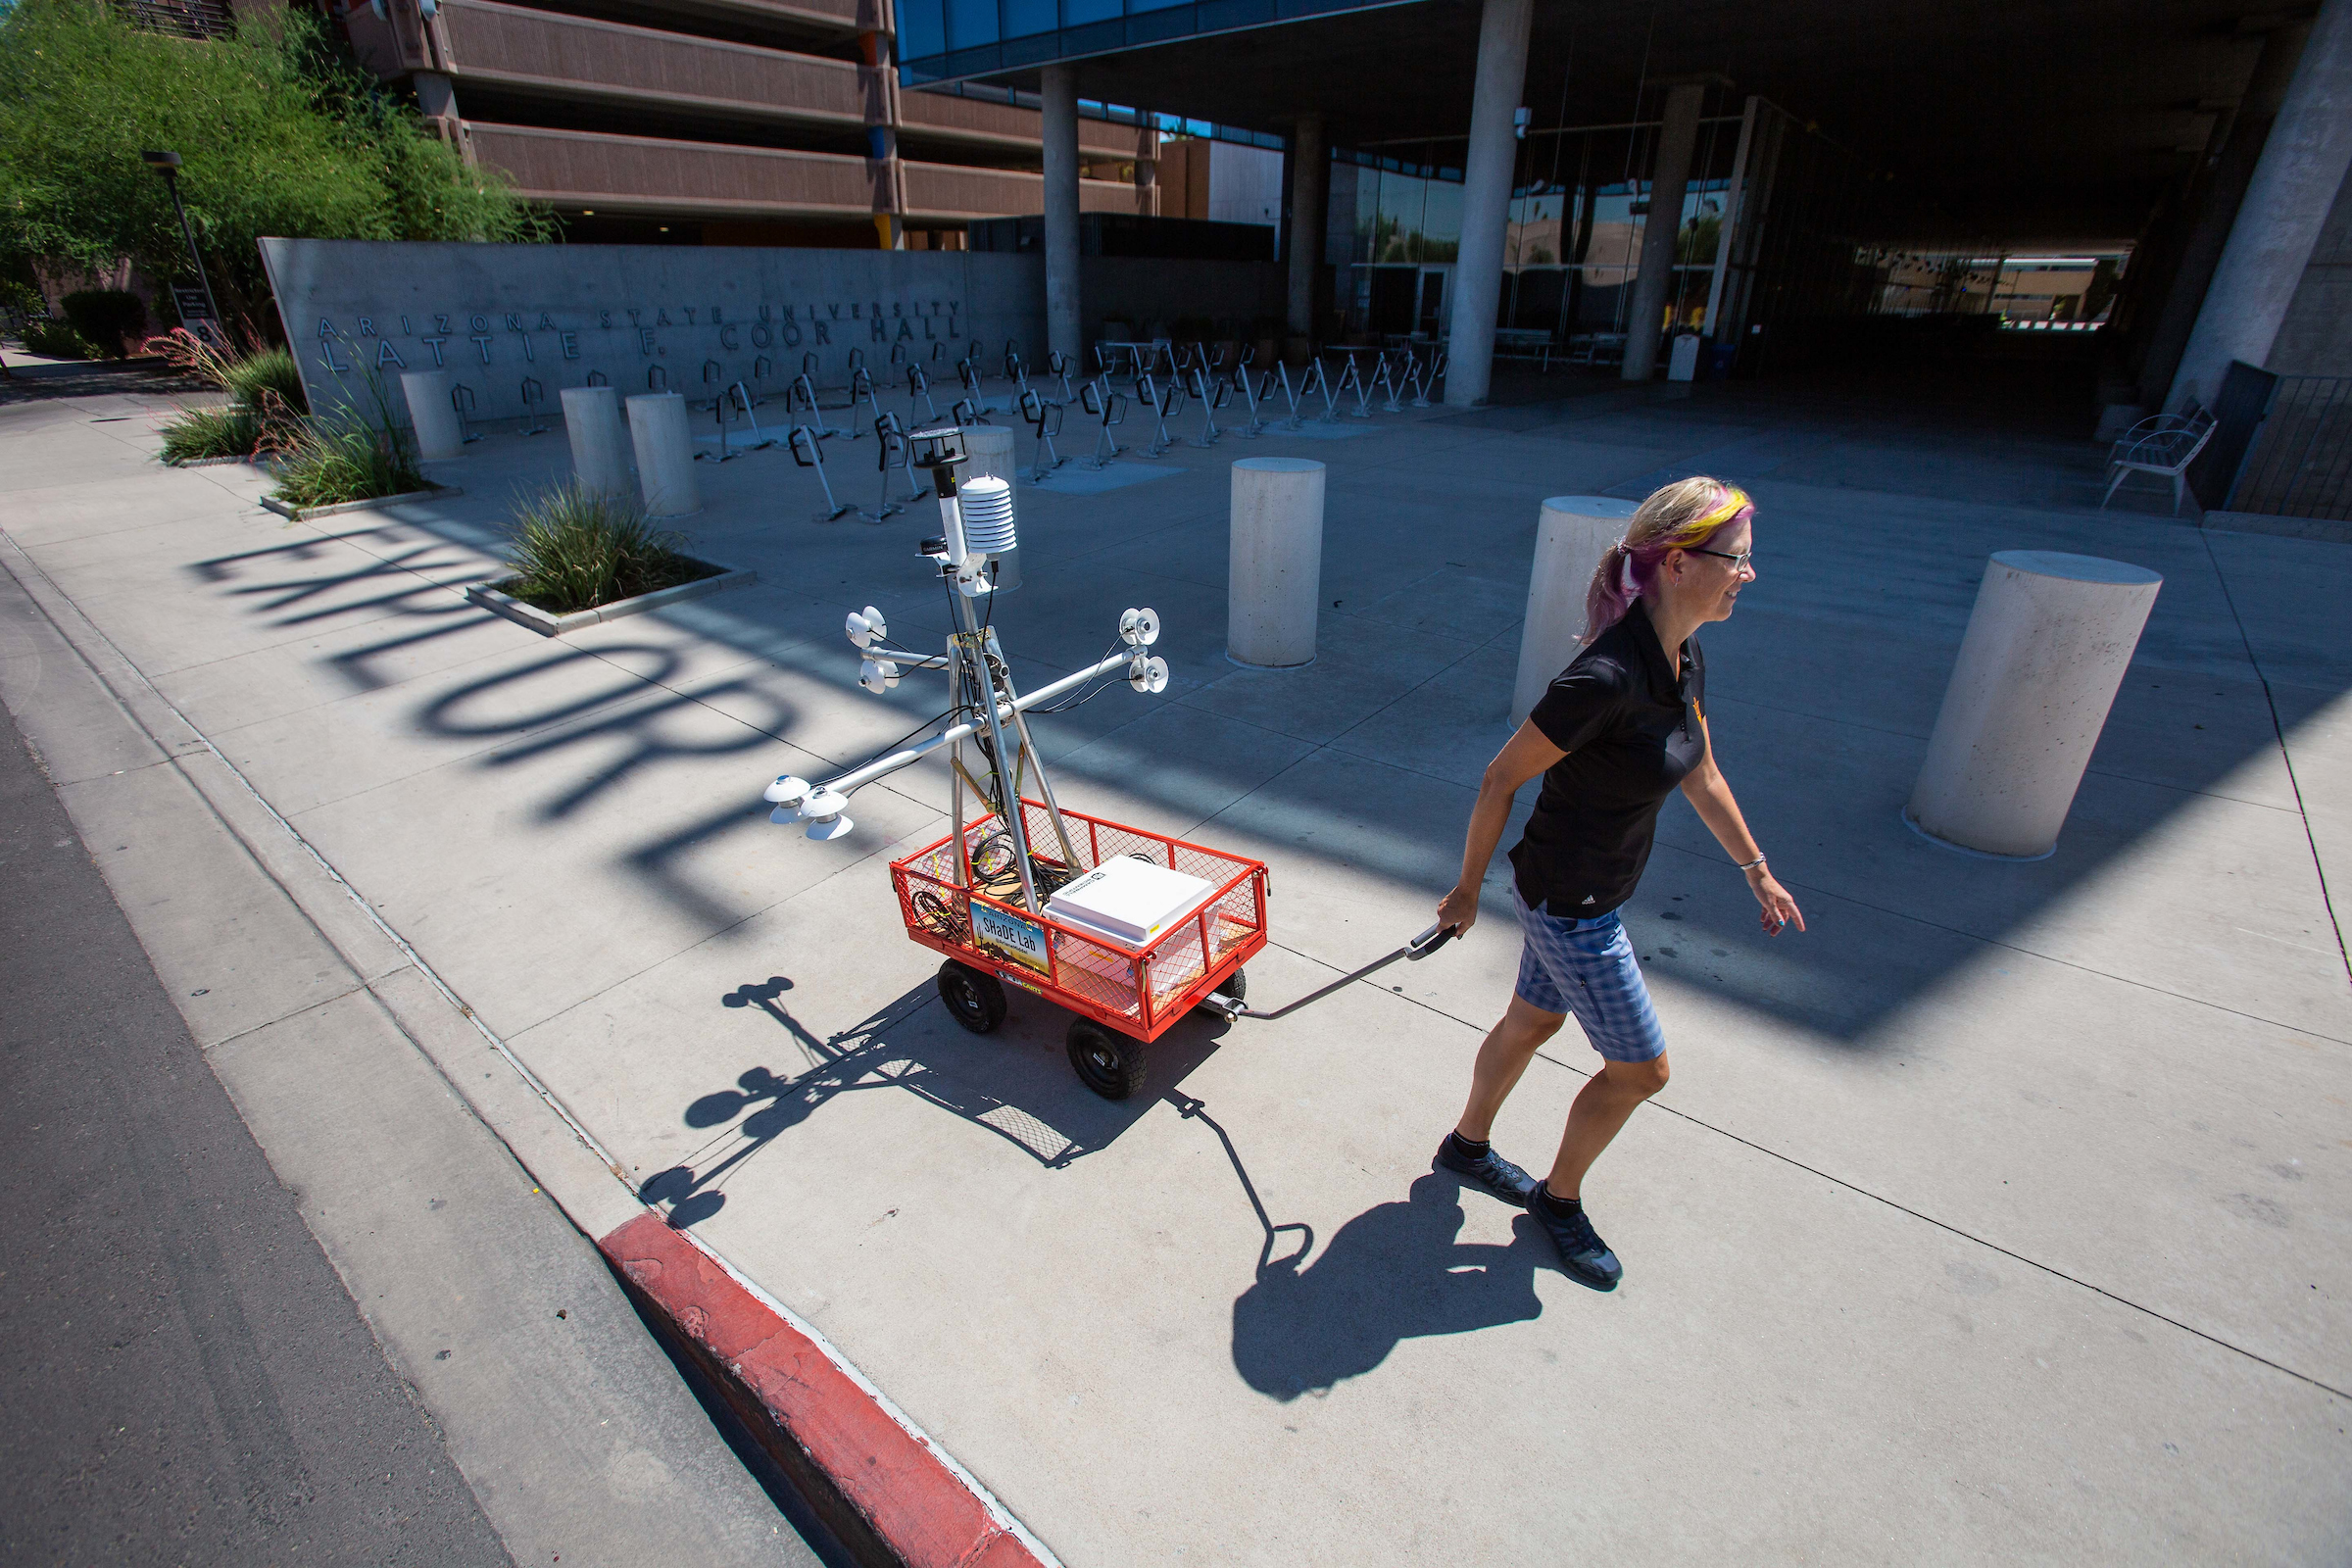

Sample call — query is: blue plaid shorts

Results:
[1510,887,1667,1062]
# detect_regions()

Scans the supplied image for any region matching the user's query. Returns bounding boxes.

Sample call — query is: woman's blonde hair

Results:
[1584,476,1753,640]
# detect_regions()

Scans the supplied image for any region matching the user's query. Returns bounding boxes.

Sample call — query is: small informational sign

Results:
[971,901,1053,976]
[171,285,214,321]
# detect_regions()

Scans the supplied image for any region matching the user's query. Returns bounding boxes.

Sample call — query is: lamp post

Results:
[140,150,223,338]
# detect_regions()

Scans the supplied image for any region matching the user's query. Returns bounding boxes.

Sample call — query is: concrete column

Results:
[1286,113,1327,346]
[625,392,700,517]
[959,423,1020,591]
[1040,64,1083,369]
[400,370,463,461]
[1622,82,1707,382]
[1442,0,1533,408]
[1228,458,1324,668]
[560,385,631,495]
[2168,0,2352,411]
[2138,22,2311,407]
[1510,496,1639,726]
[1906,551,2162,859]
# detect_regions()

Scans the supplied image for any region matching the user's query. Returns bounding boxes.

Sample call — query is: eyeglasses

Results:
[1686,545,1754,572]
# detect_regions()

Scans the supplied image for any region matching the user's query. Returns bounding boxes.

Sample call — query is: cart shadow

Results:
[638,973,1233,1227]
[1229,1173,1546,1402]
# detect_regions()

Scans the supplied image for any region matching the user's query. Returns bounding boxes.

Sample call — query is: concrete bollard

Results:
[960,423,1020,591]
[625,392,700,517]
[1228,457,1325,668]
[401,370,464,461]
[1907,550,2163,859]
[1510,495,1640,727]
[561,385,632,496]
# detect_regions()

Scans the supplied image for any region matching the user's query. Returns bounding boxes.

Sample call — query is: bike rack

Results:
[586,368,610,387]
[1333,352,1373,418]
[727,381,779,450]
[957,356,988,410]
[1136,372,1184,457]
[1020,386,1067,481]
[518,375,550,436]
[1046,350,1076,403]
[850,364,883,429]
[648,365,669,394]
[788,371,848,439]
[450,382,484,444]
[906,364,939,422]
[873,411,929,501]
[1004,348,1031,401]
[1186,366,1227,446]
[1295,358,1335,422]
[1373,351,1404,414]
[750,357,774,402]
[952,395,986,427]
[789,424,853,521]
[861,425,906,523]
[1080,377,1126,468]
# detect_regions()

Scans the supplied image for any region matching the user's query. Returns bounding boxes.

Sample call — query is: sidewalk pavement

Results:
[4,373,2345,1564]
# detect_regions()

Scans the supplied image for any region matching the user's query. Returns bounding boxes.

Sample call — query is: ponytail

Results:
[1580,477,1753,642]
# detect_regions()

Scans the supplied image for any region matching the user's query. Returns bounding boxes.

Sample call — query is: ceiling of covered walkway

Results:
[943,0,2294,249]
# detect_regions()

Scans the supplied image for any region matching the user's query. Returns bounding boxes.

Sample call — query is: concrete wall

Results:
[258,238,1280,423]
[2270,161,2352,376]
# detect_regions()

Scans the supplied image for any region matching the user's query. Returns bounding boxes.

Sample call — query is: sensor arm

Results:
[769,646,1140,808]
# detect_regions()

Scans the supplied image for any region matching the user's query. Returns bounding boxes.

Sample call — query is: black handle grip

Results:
[1406,923,1456,960]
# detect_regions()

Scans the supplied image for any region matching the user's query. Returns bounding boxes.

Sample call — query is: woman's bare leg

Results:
[1544,1054,1670,1200]
[1453,995,1566,1142]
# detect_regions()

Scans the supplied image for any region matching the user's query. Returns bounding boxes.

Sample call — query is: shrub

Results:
[22,316,96,359]
[222,346,307,415]
[158,403,263,464]
[151,328,307,462]
[268,413,424,509]
[499,481,715,614]
[60,288,145,356]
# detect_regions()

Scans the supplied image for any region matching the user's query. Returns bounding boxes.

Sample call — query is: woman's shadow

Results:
[1231,1172,1544,1401]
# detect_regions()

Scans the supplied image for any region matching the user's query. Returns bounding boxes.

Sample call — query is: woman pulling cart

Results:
[1428,478,1805,1291]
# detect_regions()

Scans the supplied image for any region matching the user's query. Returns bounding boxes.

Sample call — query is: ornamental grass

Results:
[498,481,714,614]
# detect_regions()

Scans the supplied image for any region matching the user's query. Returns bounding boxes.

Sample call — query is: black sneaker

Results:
[1433,1138,1541,1205]
[1525,1189,1623,1291]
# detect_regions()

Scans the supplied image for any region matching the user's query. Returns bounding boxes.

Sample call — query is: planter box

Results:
[260,485,464,521]
[466,564,755,636]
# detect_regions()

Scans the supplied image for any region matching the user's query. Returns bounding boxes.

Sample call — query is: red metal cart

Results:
[892,797,1269,1099]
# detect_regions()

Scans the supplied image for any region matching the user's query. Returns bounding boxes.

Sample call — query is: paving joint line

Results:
[2197,529,2351,985]
[1253,932,2352,1405]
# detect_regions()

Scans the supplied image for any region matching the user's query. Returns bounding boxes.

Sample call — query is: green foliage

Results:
[222,344,306,414]
[270,414,424,508]
[0,0,555,319]
[158,402,261,463]
[499,481,714,614]
[61,287,144,355]
[267,374,423,507]
[22,315,95,357]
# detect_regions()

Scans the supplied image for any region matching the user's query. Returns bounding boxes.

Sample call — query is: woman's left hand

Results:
[1748,865,1805,935]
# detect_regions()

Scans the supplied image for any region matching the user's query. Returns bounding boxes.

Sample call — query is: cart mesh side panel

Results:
[893,805,1266,1033]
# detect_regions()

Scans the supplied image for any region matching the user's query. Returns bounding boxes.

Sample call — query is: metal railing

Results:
[2229,375,2352,521]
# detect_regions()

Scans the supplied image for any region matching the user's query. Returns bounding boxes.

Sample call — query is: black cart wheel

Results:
[937,960,1006,1034]
[1067,1018,1147,1101]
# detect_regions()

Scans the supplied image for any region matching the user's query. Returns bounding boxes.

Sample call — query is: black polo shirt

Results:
[1508,602,1707,917]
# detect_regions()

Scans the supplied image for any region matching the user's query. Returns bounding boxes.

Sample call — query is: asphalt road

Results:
[0,701,513,1566]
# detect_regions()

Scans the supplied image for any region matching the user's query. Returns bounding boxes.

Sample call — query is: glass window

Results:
[900,0,947,57]
[1063,0,1119,20]
[946,0,999,49]
[1002,0,1054,34]
[1128,0,1191,12]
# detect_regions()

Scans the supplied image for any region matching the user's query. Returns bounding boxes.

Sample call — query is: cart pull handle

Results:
[1219,917,1454,1023]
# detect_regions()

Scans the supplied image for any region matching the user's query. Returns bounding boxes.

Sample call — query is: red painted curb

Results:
[599,1212,1053,1568]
